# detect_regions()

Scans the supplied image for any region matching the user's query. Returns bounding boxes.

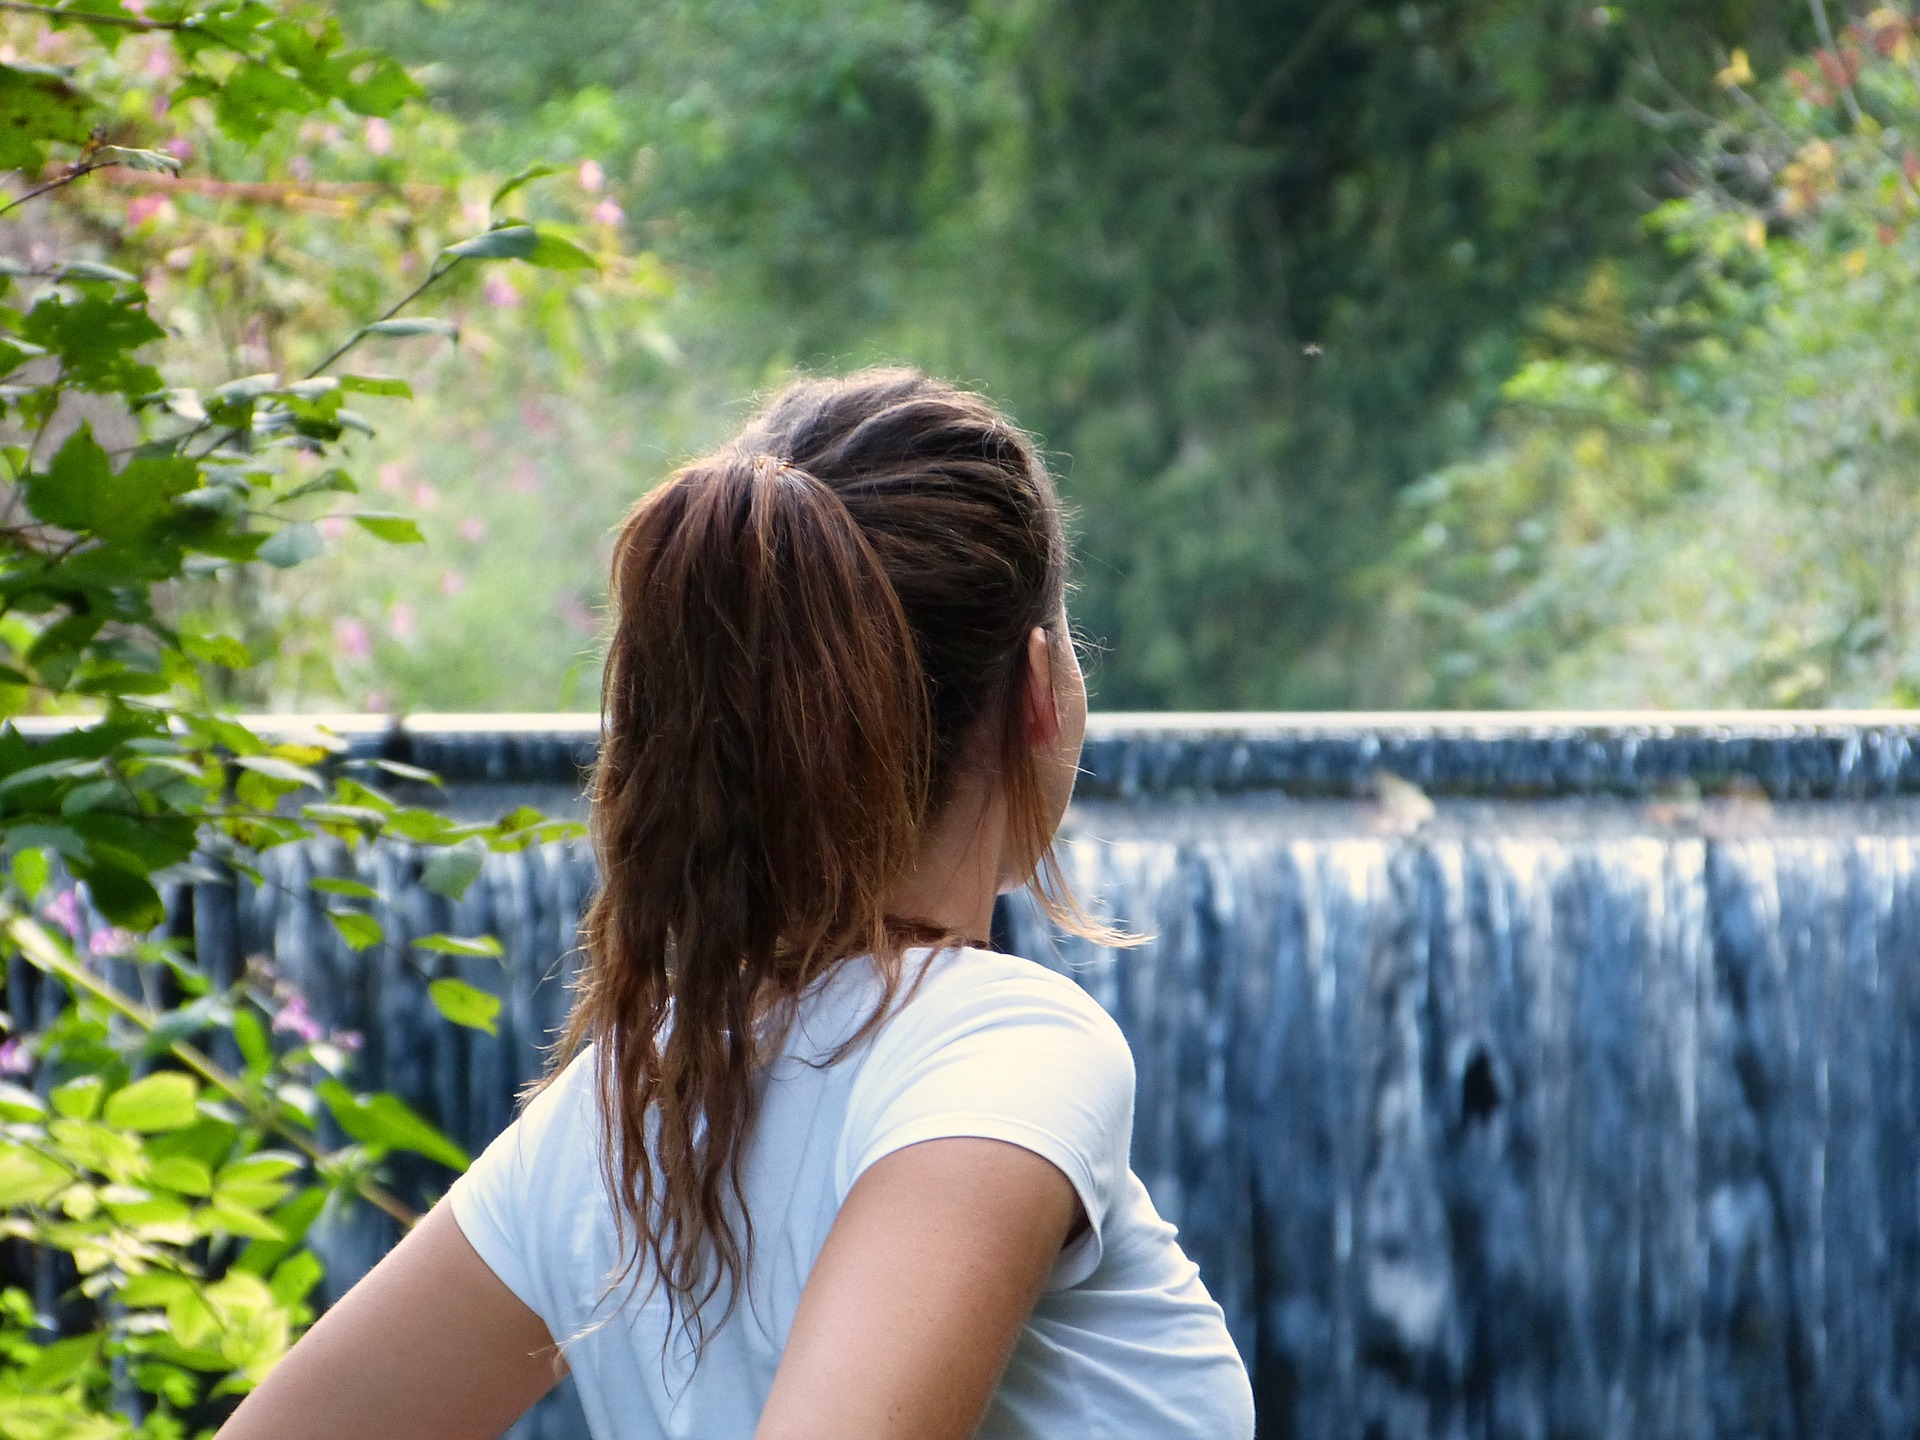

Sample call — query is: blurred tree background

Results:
[276,0,1914,711]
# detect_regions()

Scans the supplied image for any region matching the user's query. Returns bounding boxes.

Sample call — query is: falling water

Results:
[179,714,1920,1438]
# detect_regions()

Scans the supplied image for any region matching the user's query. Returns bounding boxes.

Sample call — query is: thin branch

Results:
[5,912,421,1229]
[1809,0,1866,127]
[0,161,110,222]
[300,258,464,381]
[0,0,164,29]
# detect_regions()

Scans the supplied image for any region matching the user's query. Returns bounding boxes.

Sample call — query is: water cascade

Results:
[184,714,1920,1438]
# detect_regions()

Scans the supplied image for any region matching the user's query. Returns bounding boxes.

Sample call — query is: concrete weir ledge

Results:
[163,707,1920,801]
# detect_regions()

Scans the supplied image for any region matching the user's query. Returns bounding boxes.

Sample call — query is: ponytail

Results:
[556,368,1118,1344]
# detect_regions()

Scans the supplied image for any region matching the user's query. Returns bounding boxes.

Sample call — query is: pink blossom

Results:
[560,596,598,635]
[364,116,393,156]
[388,602,417,642]
[318,515,351,541]
[334,1030,364,1053]
[510,459,542,495]
[591,199,624,228]
[89,927,134,958]
[518,400,554,436]
[412,483,438,511]
[143,45,172,77]
[126,193,167,227]
[577,159,605,193]
[377,461,408,493]
[0,1038,30,1076]
[440,571,465,597]
[457,517,486,544]
[482,271,522,310]
[42,890,83,938]
[164,137,192,162]
[333,617,371,662]
[271,994,325,1045]
[287,154,312,181]
[364,690,391,713]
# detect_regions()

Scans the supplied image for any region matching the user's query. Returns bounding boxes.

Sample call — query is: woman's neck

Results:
[884,772,1007,946]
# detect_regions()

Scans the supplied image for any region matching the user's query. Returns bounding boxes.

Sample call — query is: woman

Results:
[221,370,1255,1439]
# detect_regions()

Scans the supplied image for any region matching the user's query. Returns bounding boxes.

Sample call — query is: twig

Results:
[0,0,164,29]
[5,912,421,1228]
[300,258,464,381]
[1809,0,1865,127]
[0,162,110,222]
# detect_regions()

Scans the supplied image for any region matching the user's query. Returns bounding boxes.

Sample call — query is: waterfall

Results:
[199,714,1920,1439]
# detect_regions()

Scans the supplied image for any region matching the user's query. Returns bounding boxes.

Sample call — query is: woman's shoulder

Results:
[868,946,1131,1072]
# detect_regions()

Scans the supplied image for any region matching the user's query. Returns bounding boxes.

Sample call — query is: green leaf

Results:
[420,838,484,900]
[316,1081,468,1169]
[26,425,195,541]
[232,1008,272,1074]
[413,932,503,959]
[327,910,382,952]
[360,317,458,340]
[0,1142,68,1207]
[310,877,377,900]
[9,847,49,901]
[259,520,323,568]
[148,1154,214,1196]
[279,466,358,503]
[75,862,165,930]
[269,1249,325,1307]
[56,260,138,285]
[428,977,500,1035]
[339,374,412,398]
[490,163,559,210]
[183,632,252,668]
[50,1075,105,1121]
[445,225,540,261]
[235,755,324,790]
[0,1081,44,1121]
[526,230,599,270]
[20,290,164,397]
[102,1072,200,1132]
[96,145,181,175]
[0,63,93,172]
[351,513,425,545]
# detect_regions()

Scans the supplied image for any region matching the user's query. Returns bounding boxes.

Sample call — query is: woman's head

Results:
[563,367,1096,1336]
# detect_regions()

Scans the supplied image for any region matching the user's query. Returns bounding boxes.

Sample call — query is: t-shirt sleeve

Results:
[446,1053,592,1326]
[835,956,1136,1289]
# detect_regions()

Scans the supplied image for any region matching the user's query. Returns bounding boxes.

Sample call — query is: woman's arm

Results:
[755,1135,1082,1440]
[216,1201,562,1440]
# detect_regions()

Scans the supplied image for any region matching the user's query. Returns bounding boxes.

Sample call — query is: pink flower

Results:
[42,890,83,938]
[457,517,486,544]
[560,596,598,635]
[510,458,542,495]
[165,136,192,162]
[440,571,465,596]
[318,515,351,541]
[364,116,393,156]
[272,994,325,1045]
[364,690,391,713]
[591,199,624,228]
[126,193,167,227]
[388,603,417,642]
[287,154,312,181]
[333,618,371,662]
[482,271,522,310]
[89,927,134,958]
[0,1038,30,1076]
[334,1030,364,1053]
[377,462,408,494]
[577,159,605,193]
[412,483,438,511]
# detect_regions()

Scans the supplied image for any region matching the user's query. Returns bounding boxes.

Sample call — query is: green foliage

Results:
[337,0,1818,709]
[1390,8,1920,707]
[0,0,602,1429]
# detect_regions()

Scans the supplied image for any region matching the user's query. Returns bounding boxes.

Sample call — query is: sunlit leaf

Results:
[428,978,501,1035]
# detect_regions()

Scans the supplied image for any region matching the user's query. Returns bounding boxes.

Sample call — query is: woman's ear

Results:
[1020,627,1060,748]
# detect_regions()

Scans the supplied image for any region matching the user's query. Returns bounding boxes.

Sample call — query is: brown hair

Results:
[556,367,1108,1341]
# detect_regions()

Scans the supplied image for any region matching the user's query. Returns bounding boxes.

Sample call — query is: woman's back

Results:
[451,948,1254,1439]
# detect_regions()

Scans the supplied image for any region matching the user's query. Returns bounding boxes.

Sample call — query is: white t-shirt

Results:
[449,946,1255,1439]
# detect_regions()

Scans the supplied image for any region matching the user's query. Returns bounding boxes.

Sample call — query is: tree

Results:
[0,1,613,1429]
[1389,7,1920,709]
